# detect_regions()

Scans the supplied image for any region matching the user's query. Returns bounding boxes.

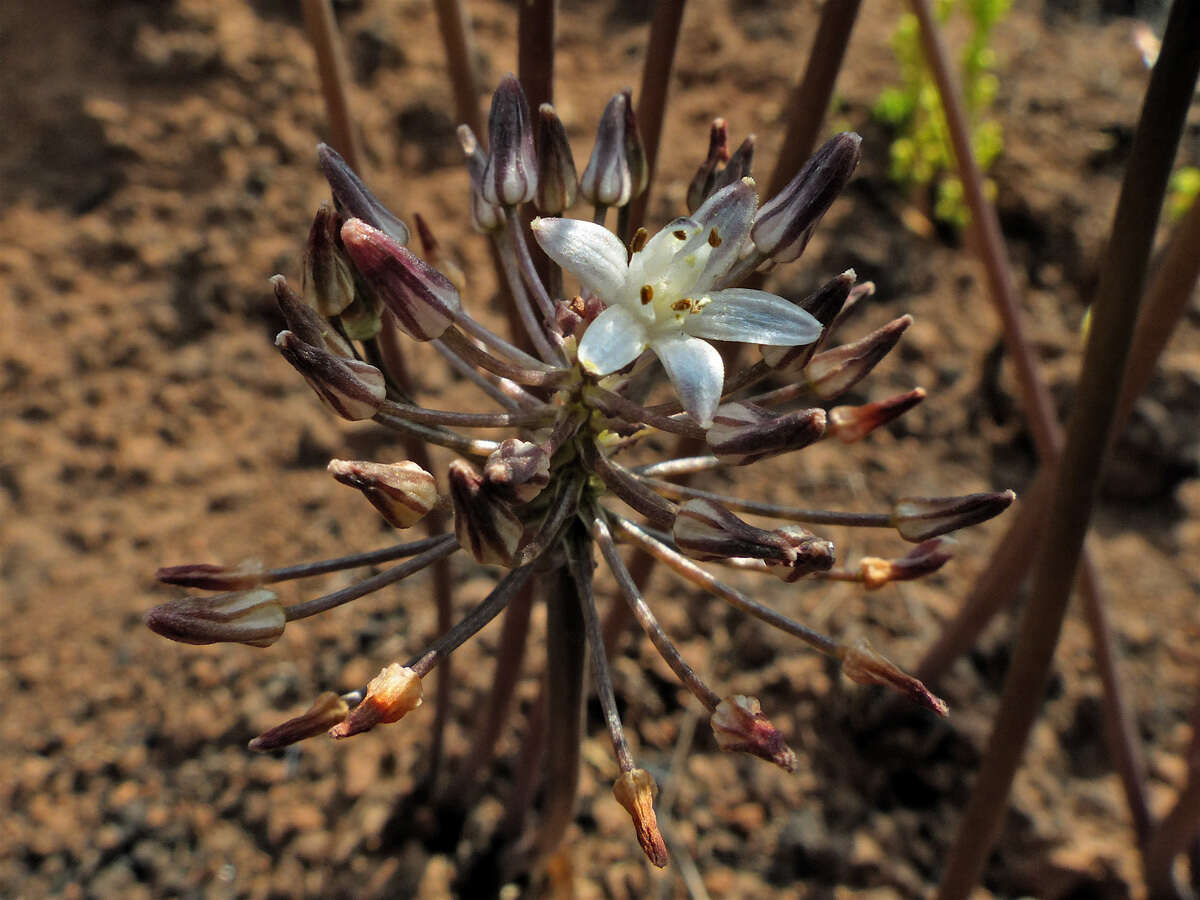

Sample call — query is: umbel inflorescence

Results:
[145,75,1012,867]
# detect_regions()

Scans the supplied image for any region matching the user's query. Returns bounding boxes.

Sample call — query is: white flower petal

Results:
[684,288,823,346]
[531,217,629,302]
[652,333,724,428]
[627,216,702,289]
[577,305,649,375]
[690,179,758,291]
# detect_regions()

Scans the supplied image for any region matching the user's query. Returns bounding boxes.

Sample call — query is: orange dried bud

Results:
[155,560,265,591]
[859,537,954,590]
[710,695,798,772]
[828,388,926,444]
[143,588,285,647]
[248,691,349,752]
[327,459,438,529]
[329,663,423,739]
[841,638,948,717]
[612,769,668,868]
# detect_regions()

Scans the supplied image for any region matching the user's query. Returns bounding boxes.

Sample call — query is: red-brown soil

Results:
[3,0,1199,897]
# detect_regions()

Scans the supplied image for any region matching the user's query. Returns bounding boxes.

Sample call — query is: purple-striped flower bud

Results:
[143,588,286,648]
[317,143,410,245]
[271,275,354,358]
[891,490,1015,542]
[275,330,386,420]
[327,459,439,529]
[303,204,357,317]
[449,459,525,566]
[761,270,855,369]
[621,88,649,199]
[458,125,507,233]
[751,132,861,263]
[673,499,798,564]
[330,663,423,739]
[249,691,350,752]
[859,537,954,590]
[841,638,948,717]
[612,769,668,869]
[710,134,756,196]
[828,388,926,443]
[706,402,826,465]
[710,695,798,772]
[340,218,462,341]
[803,315,912,400]
[580,92,632,208]
[535,103,578,215]
[483,439,551,505]
[764,526,836,581]
[156,560,266,591]
[686,118,729,213]
[482,74,537,207]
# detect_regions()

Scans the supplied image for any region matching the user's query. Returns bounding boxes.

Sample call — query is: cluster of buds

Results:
[145,75,1013,868]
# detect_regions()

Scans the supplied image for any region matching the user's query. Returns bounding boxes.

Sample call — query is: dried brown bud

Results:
[275,330,386,420]
[859,537,954,590]
[580,92,632,208]
[303,205,357,317]
[710,695,798,772]
[449,459,525,566]
[535,103,579,215]
[686,118,729,213]
[612,769,668,868]
[761,270,855,369]
[271,274,354,358]
[155,560,266,591]
[710,134,756,195]
[317,143,410,245]
[143,589,285,648]
[249,692,349,752]
[621,88,648,199]
[802,315,912,400]
[483,439,551,504]
[329,663,424,739]
[840,638,948,717]
[764,525,836,581]
[706,402,826,465]
[673,498,799,564]
[327,459,438,529]
[482,74,537,207]
[891,490,1015,542]
[828,388,926,443]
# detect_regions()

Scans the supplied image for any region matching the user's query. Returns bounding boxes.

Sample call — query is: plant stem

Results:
[433,0,483,140]
[935,3,1200,895]
[301,0,365,173]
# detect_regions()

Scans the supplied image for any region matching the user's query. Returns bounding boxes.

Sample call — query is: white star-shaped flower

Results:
[532,179,821,427]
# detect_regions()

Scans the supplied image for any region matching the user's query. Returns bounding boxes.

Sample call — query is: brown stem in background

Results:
[518,0,556,114]
[935,2,1200,896]
[765,0,863,198]
[433,0,483,140]
[302,0,366,173]
[1148,774,1200,899]
[626,0,688,232]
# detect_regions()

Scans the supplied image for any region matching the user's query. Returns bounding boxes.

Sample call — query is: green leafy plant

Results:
[874,0,1009,228]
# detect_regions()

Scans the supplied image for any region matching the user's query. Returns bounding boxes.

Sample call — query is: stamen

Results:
[707,228,722,248]
[672,228,687,240]
[630,227,649,254]
[640,284,654,305]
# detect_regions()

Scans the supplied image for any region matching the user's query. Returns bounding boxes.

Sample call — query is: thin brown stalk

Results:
[518,0,556,114]
[1147,774,1200,899]
[935,3,1200,896]
[301,0,365,173]
[433,0,483,140]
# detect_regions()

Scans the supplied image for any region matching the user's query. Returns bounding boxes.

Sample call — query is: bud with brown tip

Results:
[859,537,954,590]
[482,74,537,207]
[751,132,861,263]
[449,459,525,566]
[271,274,354,358]
[764,525,836,581]
[891,490,1015,542]
[761,270,855,369]
[710,695,798,772]
[143,589,285,648]
[612,769,668,868]
[673,498,800,564]
[686,118,729,213]
[329,663,423,739]
[580,92,632,208]
[840,639,948,717]
[317,143,410,245]
[339,219,462,341]
[483,439,550,504]
[828,388,926,444]
[535,104,579,215]
[249,691,350,752]
[327,459,439,529]
[275,330,386,420]
[803,315,912,400]
[156,560,266,591]
[459,125,506,233]
[706,402,826,465]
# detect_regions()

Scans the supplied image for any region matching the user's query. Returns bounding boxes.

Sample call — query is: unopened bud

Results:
[621,88,648,199]
[612,769,668,868]
[449,459,525,566]
[249,692,349,752]
[706,402,826,465]
[686,118,729,213]
[761,270,855,369]
[891,490,1015,542]
[710,134,756,195]
[340,219,462,341]
[329,663,423,739]
[156,560,266,591]
[859,537,954,590]
[483,439,550,504]
[764,525,836,581]
[802,315,912,400]
[580,92,632,208]
[275,330,386,420]
[317,143,410,245]
[413,213,467,294]
[840,638,948,717]
[828,388,926,443]
[303,205,357,317]
[271,275,354,358]
[143,588,285,648]
[710,695,798,772]
[751,132,861,263]
[535,104,579,215]
[673,498,798,564]
[328,459,438,528]
[482,74,537,207]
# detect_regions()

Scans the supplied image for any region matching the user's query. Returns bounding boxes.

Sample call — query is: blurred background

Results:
[2,0,1198,896]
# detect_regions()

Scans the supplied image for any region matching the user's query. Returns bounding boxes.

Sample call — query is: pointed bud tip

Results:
[329,664,423,739]
[612,769,669,868]
[711,695,798,772]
